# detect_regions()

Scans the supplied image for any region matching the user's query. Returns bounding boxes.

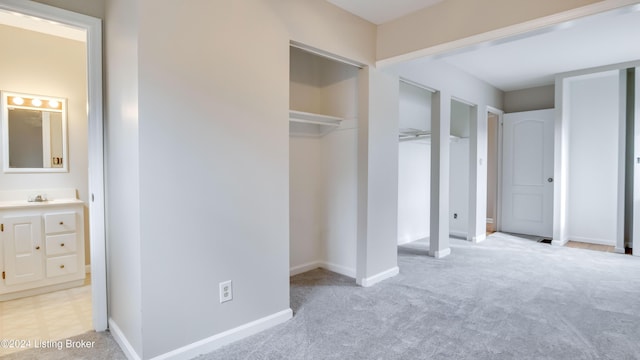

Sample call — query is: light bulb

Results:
[12,97,24,105]
[31,98,42,107]
[48,100,59,108]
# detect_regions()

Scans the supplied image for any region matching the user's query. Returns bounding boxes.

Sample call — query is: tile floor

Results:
[0,277,92,356]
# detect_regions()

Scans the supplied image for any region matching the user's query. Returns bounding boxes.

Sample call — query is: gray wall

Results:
[503,85,555,113]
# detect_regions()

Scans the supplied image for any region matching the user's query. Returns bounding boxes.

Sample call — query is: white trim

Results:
[377,0,640,67]
[0,0,108,332]
[472,233,486,243]
[85,264,91,274]
[567,236,616,247]
[429,247,451,259]
[289,261,322,276]
[614,247,626,254]
[149,309,293,360]
[356,266,399,287]
[486,218,494,224]
[552,238,568,247]
[109,319,142,360]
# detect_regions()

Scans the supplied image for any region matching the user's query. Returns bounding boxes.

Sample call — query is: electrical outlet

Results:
[219,280,233,303]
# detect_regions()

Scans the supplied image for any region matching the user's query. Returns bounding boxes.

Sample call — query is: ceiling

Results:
[326,0,443,24]
[0,9,85,42]
[328,1,640,92]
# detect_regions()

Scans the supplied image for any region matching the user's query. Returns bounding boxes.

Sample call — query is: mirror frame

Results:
[1,91,68,173]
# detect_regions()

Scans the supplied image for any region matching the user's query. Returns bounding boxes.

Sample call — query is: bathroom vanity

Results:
[0,189,85,301]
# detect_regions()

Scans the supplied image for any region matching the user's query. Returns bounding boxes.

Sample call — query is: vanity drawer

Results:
[45,233,76,256]
[46,255,78,278]
[44,212,76,234]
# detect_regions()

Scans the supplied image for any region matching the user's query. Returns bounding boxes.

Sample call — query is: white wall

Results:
[504,85,555,113]
[122,1,375,358]
[104,0,143,356]
[289,137,324,270]
[567,71,620,245]
[0,24,90,264]
[450,139,470,237]
[398,82,431,245]
[398,142,431,244]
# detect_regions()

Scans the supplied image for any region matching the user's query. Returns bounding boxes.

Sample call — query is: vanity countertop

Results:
[0,198,84,210]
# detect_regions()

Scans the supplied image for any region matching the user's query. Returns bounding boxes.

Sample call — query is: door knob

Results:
[547,177,553,183]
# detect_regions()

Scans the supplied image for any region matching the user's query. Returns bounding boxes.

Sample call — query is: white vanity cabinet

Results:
[0,199,85,301]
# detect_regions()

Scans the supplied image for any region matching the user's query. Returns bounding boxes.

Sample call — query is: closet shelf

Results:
[289,110,343,127]
[399,128,465,142]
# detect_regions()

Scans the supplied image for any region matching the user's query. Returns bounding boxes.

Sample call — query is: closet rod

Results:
[290,41,365,69]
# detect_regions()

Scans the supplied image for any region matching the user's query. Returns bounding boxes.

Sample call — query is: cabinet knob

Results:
[60,243,65,247]
[60,265,65,269]
[59,221,64,225]
[35,246,40,250]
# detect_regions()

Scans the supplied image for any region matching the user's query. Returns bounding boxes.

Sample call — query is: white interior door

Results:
[501,109,554,237]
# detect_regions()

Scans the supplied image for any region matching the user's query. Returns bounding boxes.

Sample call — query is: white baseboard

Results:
[614,247,626,254]
[290,261,356,278]
[109,309,293,360]
[109,319,142,360]
[357,266,399,287]
[472,233,486,243]
[429,248,451,259]
[551,238,568,246]
[150,309,292,360]
[568,236,615,246]
[289,261,322,276]
[486,218,494,224]
[85,264,91,274]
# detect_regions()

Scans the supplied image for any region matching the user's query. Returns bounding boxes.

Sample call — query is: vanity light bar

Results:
[7,95,62,111]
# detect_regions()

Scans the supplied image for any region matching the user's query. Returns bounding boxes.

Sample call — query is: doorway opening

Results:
[486,111,500,236]
[0,2,105,355]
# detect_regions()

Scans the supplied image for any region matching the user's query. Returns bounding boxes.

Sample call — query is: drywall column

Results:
[633,68,640,256]
[552,77,569,245]
[356,67,400,287]
[469,105,487,243]
[430,91,451,258]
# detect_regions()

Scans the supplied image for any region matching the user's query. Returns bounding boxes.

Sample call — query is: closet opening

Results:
[486,110,501,235]
[449,98,472,240]
[288,44,361,280]
[397,80,434,250]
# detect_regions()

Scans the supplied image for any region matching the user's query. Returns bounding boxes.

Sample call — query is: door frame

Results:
[486,106,504,233]
[0,0,107,330]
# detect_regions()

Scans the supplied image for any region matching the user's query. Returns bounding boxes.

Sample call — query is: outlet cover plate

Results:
[219,280,233,303]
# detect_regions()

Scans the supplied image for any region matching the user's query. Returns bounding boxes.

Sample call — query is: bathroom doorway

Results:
[0,2,105,354]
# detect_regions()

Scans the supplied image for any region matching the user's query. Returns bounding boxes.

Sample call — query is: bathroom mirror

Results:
[2,91,68,173]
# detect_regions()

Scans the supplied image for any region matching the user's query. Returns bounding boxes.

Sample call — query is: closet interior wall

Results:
[289,47,359,277]
[449,100,472,238]
[397,82,432,245]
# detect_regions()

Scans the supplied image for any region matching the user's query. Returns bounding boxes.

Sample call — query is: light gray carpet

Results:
[5,233,640,359]
[199,233,640,360]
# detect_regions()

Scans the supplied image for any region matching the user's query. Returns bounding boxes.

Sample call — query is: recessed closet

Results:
[449,99,472,239]
[289,45,360,277]
[397,81,432,246]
